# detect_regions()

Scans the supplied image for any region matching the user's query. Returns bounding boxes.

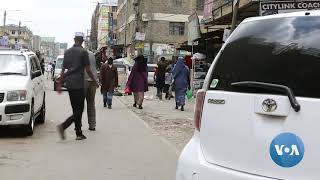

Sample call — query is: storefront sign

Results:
[135,32,146,41]
[260,1,320,16]
[135,42,144,49]
[203,0,214,23]
[0,36,9,47]
[188,12,201,45]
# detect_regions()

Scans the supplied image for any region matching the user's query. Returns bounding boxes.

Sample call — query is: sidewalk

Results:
[117,76,195,151]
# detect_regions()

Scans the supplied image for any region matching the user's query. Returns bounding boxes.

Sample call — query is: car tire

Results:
[37,96,46,124]
[25,102,35,136]
[53,81,57,91]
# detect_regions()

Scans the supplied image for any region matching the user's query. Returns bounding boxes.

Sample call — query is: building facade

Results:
[90,2,118,51]
[0,24,33,49]
[32,35,41,51]
[116,0,203,61]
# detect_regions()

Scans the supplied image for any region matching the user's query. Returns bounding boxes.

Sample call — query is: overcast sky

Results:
[1,0,117,47]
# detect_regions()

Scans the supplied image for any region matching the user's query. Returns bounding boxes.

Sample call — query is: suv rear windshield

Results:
[210,16,320,99]
[0,54,27,75]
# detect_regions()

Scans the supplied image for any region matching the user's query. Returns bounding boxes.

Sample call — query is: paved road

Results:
[0,90,178,180]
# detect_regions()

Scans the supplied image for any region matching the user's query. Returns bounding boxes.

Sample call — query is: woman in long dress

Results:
[172,57,190,111]
[126,55,148,109]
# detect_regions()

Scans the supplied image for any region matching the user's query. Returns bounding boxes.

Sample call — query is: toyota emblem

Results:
[262,99,277,112]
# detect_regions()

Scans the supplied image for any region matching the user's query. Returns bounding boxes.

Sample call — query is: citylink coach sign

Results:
[260,1,320,16]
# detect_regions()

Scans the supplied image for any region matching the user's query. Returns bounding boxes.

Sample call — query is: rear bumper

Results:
[176,132,278,180]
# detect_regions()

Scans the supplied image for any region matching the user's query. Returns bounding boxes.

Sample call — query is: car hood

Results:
[0,75,29,91]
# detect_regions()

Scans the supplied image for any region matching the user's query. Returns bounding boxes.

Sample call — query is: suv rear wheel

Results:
[53,81,57,91]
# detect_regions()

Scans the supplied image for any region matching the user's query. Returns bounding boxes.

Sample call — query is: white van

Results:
[53,55,64,91]
[176,11,320,180]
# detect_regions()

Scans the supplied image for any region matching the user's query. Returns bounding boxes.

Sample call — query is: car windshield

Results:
[210,16,320,99]
[0,54,27,75]
[56,58,63,69]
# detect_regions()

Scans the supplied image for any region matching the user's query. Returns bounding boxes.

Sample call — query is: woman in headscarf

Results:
[100,57,119,109]
[126,55,148,109]
[172,57,190,111]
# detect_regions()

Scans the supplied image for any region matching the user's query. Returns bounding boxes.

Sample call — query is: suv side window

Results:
[30,56,41,72]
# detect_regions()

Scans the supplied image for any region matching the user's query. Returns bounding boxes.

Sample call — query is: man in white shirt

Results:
[84,50,98,131]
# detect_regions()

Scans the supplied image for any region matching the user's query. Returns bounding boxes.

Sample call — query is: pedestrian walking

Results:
[57,32,99,141]
[164,61,174,99]
[172,57,190,111]
[84,50,99,131]
[51,61,56,80]
[126,55,148,109]
[100,57,119,109]
[155,57,167,100]
[36,50,45,73]
[46,63,52,80]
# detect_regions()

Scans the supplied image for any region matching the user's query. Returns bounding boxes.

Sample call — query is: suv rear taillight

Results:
[194,89,206,131]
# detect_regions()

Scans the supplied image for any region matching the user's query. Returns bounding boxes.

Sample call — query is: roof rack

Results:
[0,46,12,50]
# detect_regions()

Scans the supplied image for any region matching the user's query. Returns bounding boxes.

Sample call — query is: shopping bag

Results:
[186,89,193,100]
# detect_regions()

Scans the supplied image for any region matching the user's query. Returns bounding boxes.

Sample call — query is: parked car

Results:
[147,64,157,85]
[53,55,65,91]
[176,11,320,180]
[113,58,126,72]
[0,49,46,136]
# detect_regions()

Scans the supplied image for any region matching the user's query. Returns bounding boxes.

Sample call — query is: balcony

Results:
[211,0,259,25]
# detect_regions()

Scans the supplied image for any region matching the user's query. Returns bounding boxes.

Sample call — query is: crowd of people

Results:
[125,55,191,111]
[56,32,191,141]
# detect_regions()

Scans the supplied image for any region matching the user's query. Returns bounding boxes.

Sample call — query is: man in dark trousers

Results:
[36,50,45,73]
[57,32,99,141]
[155,57,167,100]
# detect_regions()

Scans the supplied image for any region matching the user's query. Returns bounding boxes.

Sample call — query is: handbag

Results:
[124,86,132,94]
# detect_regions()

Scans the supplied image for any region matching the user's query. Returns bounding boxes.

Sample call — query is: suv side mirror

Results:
[32,70,42,79]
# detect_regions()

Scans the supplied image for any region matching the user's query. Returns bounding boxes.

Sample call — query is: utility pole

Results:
[3,10,6,36]
[18,21,21,42]
[230,0,239,33]
[124,0,129,57]
[133,0,143,56]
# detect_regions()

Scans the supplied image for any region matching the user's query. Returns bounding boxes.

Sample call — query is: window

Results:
[12,30,15,35]
[30,56,41,72]
[174,0,182,6]
[169,22,185,36]
[112,6,117,12]
[0,55,27,75]
[197,0,205,10]
[210,16,320,99]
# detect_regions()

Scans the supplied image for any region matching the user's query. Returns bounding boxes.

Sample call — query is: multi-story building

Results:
[90,2,118,51]
[0,24,33,49]
[59,43,68,55]
[40,37,56,63]
[32,35,41,51]
[116,0,203,62]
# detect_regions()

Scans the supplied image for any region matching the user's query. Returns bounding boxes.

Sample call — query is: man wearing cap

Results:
[57,32,99,141]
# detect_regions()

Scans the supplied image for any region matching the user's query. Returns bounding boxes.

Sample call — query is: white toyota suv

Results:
[0,49,46,136]
[176,11,320,180]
